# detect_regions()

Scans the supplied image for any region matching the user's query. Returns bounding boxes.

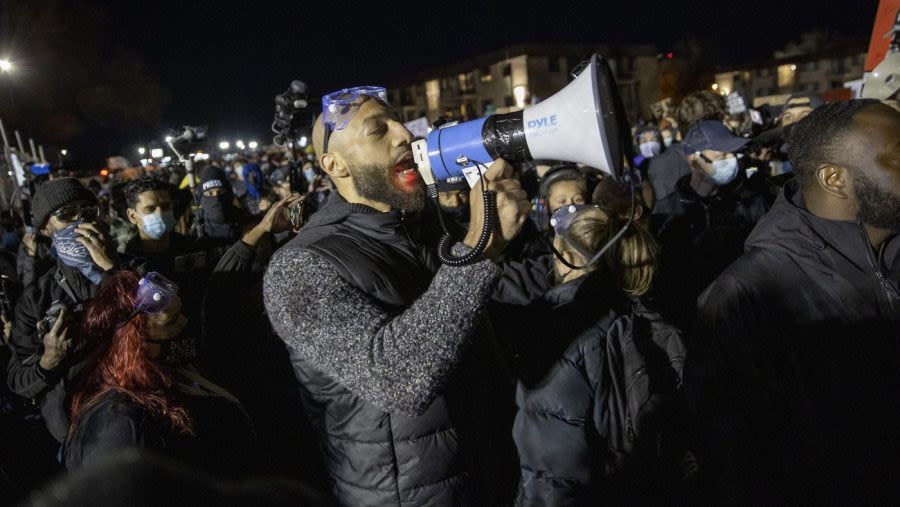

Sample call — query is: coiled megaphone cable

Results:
[429,159,497,266]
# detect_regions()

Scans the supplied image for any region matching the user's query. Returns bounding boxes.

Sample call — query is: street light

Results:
[164,135,174,143]
[0,59,11,73]
[60,149,68,156]
[138,147,146,155]
[219,141,230,150]
[248,141,258,150]
[236,140,246,150]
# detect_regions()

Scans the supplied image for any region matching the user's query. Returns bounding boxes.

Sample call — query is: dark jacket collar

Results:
[747,179,897,278]
[543,270,625,311]
[55,261,98,303]
[304,191,420,242]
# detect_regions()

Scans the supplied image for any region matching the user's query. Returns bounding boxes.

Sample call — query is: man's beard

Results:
[855,170,900,233]
[350,162,426,212]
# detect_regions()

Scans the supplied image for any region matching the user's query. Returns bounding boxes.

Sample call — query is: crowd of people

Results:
[0,85,897,506]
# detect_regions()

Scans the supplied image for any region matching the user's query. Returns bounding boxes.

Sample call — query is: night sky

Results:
[0,0,881,168]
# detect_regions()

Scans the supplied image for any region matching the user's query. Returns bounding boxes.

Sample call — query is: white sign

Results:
[726,92,747,115]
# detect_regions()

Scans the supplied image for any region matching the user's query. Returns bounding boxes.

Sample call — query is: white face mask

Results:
[710,157,740,186]
[662,134,674,148]
[639,141,661,159]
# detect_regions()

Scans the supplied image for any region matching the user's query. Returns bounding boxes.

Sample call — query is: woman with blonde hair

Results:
[508,199,688,506]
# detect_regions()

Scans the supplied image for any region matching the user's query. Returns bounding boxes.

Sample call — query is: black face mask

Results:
[201,194,234,225]
[148,334,200,366]
[440,205,470,225]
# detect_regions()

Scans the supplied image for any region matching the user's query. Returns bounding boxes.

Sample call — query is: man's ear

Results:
[126,208,140,226]
[320,152,350,179]
[815,164,850,199]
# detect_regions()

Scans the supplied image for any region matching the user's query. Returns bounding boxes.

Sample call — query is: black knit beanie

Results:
[32,177,98,231]
[198,166,232,196]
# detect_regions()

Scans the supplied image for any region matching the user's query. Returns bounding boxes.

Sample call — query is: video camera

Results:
[166,125,208,146]
[164,126,209,239]
[272,80,313,213]
[272,80,311,147]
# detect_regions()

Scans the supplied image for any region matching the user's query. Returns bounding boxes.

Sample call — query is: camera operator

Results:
[6,178,122,442]
[263,88,530,506]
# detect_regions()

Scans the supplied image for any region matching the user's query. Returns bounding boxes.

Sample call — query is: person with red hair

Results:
[63,269,259,477]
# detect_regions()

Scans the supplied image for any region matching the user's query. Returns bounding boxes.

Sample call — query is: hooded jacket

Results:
[263,193,517,506]
[684,180,900,504]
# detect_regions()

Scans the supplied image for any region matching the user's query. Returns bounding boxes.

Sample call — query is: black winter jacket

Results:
[63,367,258,477]
[653,171,770,329]
[684,180,900,504]
[509,275,684,506]
[6,262,103,442]
[201,236,330,488]
[647,143,692,218]
[263,193,517,506]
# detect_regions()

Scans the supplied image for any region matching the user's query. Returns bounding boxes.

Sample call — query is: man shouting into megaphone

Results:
[263,86,530,506]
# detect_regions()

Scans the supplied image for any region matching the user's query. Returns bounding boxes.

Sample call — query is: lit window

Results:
[777,64,796,88]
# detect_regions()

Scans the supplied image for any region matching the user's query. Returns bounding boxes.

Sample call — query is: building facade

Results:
[387,43,662,126]
[714,48,867,107]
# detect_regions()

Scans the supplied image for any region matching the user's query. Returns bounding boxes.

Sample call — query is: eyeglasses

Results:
[52,203,98,223]
[321,86,389,154]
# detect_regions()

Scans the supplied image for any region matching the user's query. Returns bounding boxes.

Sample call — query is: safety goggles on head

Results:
[321,86,389,153]
[52,202,99,223]
[119,272,179,328]
[135,272,178,314]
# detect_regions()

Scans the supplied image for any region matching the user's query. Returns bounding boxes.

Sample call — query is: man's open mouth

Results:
[390,155,419,187]
[391,156,418,175]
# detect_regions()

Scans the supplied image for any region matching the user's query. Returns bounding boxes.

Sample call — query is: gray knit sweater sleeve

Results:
[263,246,502,416]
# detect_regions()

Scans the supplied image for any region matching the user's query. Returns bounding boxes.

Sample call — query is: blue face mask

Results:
[141,210,176,240]
[51,222,104,285]
[303,168,317,182]
[639,141,661,159]
[710,157,740,186]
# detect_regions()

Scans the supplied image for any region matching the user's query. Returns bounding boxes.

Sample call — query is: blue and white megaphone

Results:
[411,54,628,187]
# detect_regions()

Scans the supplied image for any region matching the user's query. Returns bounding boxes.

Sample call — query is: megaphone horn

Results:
[412,54,628,186]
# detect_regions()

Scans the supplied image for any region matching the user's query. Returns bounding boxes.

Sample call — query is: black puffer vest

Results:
[283,194,508,506]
